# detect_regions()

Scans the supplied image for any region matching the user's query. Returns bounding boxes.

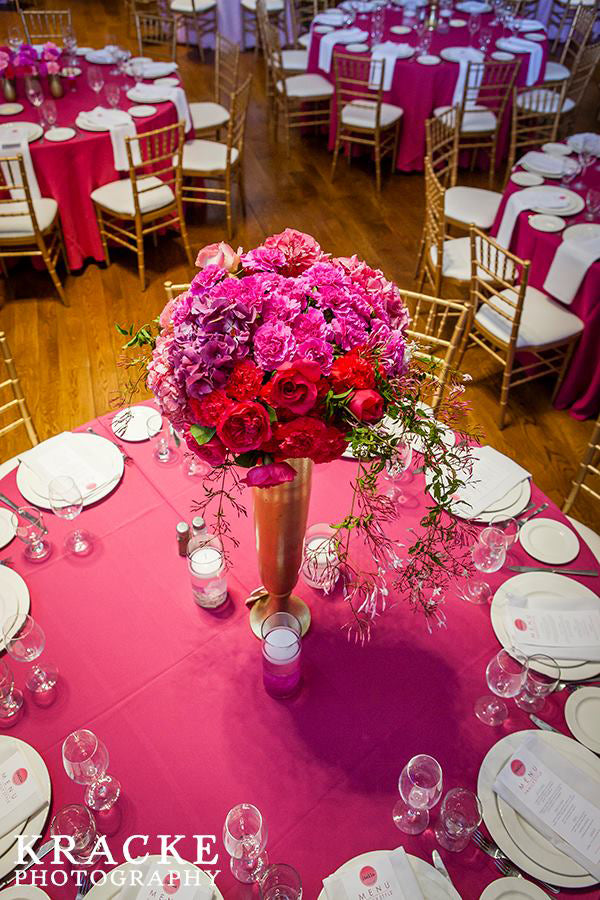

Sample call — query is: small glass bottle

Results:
[176,522,190,557]
[191,516,206,536]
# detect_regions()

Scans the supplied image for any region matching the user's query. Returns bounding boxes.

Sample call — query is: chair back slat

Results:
[215,33,241,108]
[226,74,253,165]
[20,8,72,42]
[563,414,600,513]
[135,12,177,60]
[0,331,38,449]
[458,58,520,129]
[287,0,317,43]
[561,5,597,69]
[565,40,600,109]
[425,109,458,189]
[125,121,184,218]
[422,157,447,296]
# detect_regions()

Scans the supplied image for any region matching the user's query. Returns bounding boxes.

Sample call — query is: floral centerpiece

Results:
[119,230,475,639]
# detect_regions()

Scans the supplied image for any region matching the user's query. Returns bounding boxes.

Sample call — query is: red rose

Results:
[217,401,272,453]
[272,418,348,463]
[189,389,233,427]
[185,432,227,466]
[243,462,297,488]
[330,349,376,392]
[310,424,349,463]
[269,359,321,415]
[225,360,264,401]
[348,389,384,423]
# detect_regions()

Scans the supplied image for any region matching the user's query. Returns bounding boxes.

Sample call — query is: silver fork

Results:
[75,871,91,899]
[472,830,559,894]
[86,426,134,465]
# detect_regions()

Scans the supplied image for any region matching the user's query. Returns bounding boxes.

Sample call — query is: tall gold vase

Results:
[248,457,313,638]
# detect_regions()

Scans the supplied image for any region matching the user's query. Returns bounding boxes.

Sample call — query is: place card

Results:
[322,848,424,899]
[506,602,600,660]
[0,749,44,839]
[118,868,212,900]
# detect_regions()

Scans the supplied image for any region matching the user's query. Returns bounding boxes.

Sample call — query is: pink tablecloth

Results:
[4,59,187,270]
[1,406,599,898]
[491,153,600,420]
[307,11,548,171]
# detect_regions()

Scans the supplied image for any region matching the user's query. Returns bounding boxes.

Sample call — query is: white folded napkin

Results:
[450,445,530,518]
[543,234,600,305]
[318,28,369,71]
[495,36,542,84]
[494,733,600,880]
[0,134,41,200]
[567,132,600,156]
[86,47,115,64]
[78,107,140,171]
[314,9,346,24]
[515,18,546,31]
[137,61,178,78]
[505,593,600,660]
[518,150,564,175]
[450,47,484,106]
[117,862,212,900]
[496,186,570,248]
[370,42,412,89]
[19,431,116,500]
[323,848,424,900]
[456,1,490,12]
[129,83,192,131]
[0,749,46,840]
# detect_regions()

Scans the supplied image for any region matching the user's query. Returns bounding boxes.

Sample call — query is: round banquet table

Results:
[491,154,600,420]
[2,403,599,898]
[1,58,187,271]
[306,9,549,172]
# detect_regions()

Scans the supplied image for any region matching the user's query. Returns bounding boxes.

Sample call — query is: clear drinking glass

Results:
[25,80,44,128]
[262,613,302,698]
[104,82,120,109]
[62,24,78,54]
[301,523,338,592]
[41,98,57,133]
[462,534,505,604]
[562,159,581,187]
[15,506,51,561]
[0,659,24,727]
[187,534,228,609]
[484,516,519,550]
[147,413,176,463]
[223,803,268,883]
[7,26,22,53]
[393,754,443,834]
[478,26,492,55]
[2,614,58,695]
[87,65,104,96]
[48,476,93,556]
[131,60,144,85]
[585,188,600,222]
[434,787,482,851]
[475,648,528,726]
[62,729,121,811]
[418,29,432,56]
[260,864,302,900]
[515,654,560,712]
[468,12,481,45]
[50,804,97,864]
[384,441,413,502]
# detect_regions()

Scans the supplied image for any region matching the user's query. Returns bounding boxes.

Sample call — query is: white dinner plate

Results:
[542,142,571,156]
[0,566,30,645]
[440,46,483,62]
[16,432,124,509]
[511,171,543,186]
[491,50,515,60]
[382,43,414,58]
[128,56,153,65]
[390,24,411,33]
[0,508,17,549]
[526,186,584,216]
[449,17,468,25]
[128,104,157,118]
[563,222,600,242]
[478,730,598,889]
[0,104,24,116]
[126,87,170,104]
[154,77,180,87]
[85,50,114,64]
[490,572,600,679]
[416,54,441,64]
[75,47,94,56]
[111,406,161,442]
[474,478,532,523]
[565,687,600,753]
[0,122,43,144]
[75,115,109,132]
[525,32,545,40]
[136,63,178,78]
[522,157,577,180]
[0,736,51,882]
[1,887,51,899]
[314,24,334,32]
[316,850,458,899]
[86,855,223,899]
[456,0,491,10]
[519,516,579,563]
[516,20,545,31]
[346,42,369,51]
[44,127,76,142]
[528,213,565,232]
[479,877,548,899]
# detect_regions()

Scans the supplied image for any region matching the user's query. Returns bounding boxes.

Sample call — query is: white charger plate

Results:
[519,516,579,563]
[85,50,114,64]
[542,142,571,156]
[316,850,459,899]
[526,32,545,41]
[416,54,441,64]
[75,115,109,132]
[490,572,600,679]
[111,406,161,442]
[478,730,597,889]
[75,47,94,56]
[528,214,565,232]
[525,186,584,216]
[0,123,43,143]
[86,855,223,899]
[126,87,170,104]
[0,736,51,882]
[1,888,50,899]
[128,104,157,118]
[390,24,411,33]
[0,566,30,645]
[511,171,543,186]
[479,877,548,899]
[0,508,17,549]
[440,46,483,62]
[44,127,77,142]
[565,687,600,753]
[563,222,600,242]
[154,77,180,87]
[473,478,532,524]
[0,104,24,116]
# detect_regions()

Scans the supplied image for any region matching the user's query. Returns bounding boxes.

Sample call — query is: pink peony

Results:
[195,242,240,272]
[348,389,384,423]
[242,462,297,488]
[186,432,227,465]
[262,229,329,276]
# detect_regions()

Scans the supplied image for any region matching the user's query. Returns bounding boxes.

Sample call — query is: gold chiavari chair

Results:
[457,226,583,429]
[179,75,252,239]
[505,81,566,177]
[503,0,540,14]
[258,0,307,77]
[544,4,597,83]
[562,415,600,560]
[190,33,240,138]
[91,121,192,291]
[0,331,39,453]
[164,280,191,301]
[126,0,167,35]
[425,111,502,233]
[286,0,317,47]
[331,53,403,194]
[0,153,69,305]
[560,40,600,129]
[135,12,178,61]
[549,0,598,55]
[169,0,218,62]
[19,8,72,43]
[433,58,520,187]
[241,0,286,52]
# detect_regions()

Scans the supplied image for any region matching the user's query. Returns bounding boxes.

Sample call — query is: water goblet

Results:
[259,864,302,900]
[7,26,22,54]
[2,614,59,696]
[41,98,57,135]
[223,803,268,883]
[434,787,482,851]
[462,533,505,604]
[418,29,432,56]
[468,12,481,45]
[87,65,104,97]
[393,754,443,834]
[147,413,176,463]
[562,158,580,187]
[0,659,24,727]
[585,187,600,222]
[62,24,77,55]
[48,476,93,556]
[515,653,560,712]
[478,26,492,55]
[131,60,144,85]
[50,804,97,864]
[104,82,120,109]
[62,729,121,811]
[15,506,51,561]
[25,80,44,129]
[484,515,519,551]
[475,648,528,726]
[383,440,413,502]
[505,11,518,39]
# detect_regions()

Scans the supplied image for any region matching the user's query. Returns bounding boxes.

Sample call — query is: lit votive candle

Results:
[301,524,339,591]
[262,626,301,699]
[187,538,228,609]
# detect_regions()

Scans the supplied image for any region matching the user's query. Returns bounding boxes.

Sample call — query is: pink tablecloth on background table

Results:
[1,405,599,898]
[491,157,600,420]
[307,11,548,171]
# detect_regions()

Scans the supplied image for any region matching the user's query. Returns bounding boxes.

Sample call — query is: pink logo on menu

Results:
[359,866,377,887]
[162,873,180,895]
[12,768,28,785]
[513,618,527,632]
[511,759,526,777]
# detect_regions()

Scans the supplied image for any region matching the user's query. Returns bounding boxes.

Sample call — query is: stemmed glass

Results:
[515,654,560,712]
[2,614,59,696]
[418,29,432,57]
[475,648,528,726]
[223,804,268,883]
[562,158,581,188]
[585,188,600,222]
[7,26,22,54]
[478,26,493,55]
[62,729,121,811]
[383,440,413,502]
[62,24,77,55]
[0,659,24,727]
[259,864,302,900]
[462,532,506,604]
[434,787,482,851]
[48,476,93,556]
[468,12,481,46]
[131,60,144,86]
[50,804,97,864]
[485,515,519,550]
[87,65,104,98]
[393,754,443,834]
[104,83,120,110]
[574,140,595,190]
[147,413,176,463]
[25,80,44,128]
[41,99,57,135]
[15,506,51,561]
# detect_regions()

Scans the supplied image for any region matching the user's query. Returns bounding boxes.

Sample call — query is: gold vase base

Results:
[248,593,311,638]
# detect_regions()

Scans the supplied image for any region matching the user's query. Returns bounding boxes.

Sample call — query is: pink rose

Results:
[269,359,321,415]
[195,242,240,272]
[185,431,227,466]
[242,462,297,488]
[216,401,271,453]
[46,61,59,74]
[0,52,9,73]
[348,389,384,423]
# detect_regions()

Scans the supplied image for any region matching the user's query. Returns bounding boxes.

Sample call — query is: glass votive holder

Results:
[261,613,301,699]
[434,787,482,852]
[301,523,339,592]
[260,863,302,899]
[50,804,97,864]
[187,536,228,609]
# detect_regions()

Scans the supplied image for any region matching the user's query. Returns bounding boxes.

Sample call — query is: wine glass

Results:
[223,804,268,883]
[259,864,302,900]
[104,82,120,109]
[147,413,176,463]
[515,654,560,712]
[393,754,443,834]
[475,648,528,726]
[383,440,413,502]
[0,659,24,727]
[25,80,44,128]
[87,65,104,98]
[62,729,121,811]
[562,158,581,188]
[7,26,22,54]
[468,12,481,46]
[41,98,57,135]
[131,60,144,85]
[484,515,519,551]
[50,805,97,864]
[418,29,432,57]
[434,787,482,851]
[62,24,77,55]
[585,187,600,222]
[2,614,59,696]
[478,26,492,55]
[15,506,51,561]
[48,476,93,556]
[462,533,505,604]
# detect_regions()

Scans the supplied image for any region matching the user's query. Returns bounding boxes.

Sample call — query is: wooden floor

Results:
[1,0,599,531]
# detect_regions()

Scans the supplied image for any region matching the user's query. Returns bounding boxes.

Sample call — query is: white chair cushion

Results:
[543,60,570,82]
[516,87,574,113]
[567,517,600,563]
[445,186,502,230]
[171,0,216,10]
[341,99,403,129]
[0,197,57,236]
[298,32,311,47]
[475,285,584,348]
[180,139,239,173]
[276,73,334,98]
[241,0,284,10]
[429,236,472,282]
[434,104,497,133]
[190,101,230,130]
[90,176,175,216]
[282,48,309,71]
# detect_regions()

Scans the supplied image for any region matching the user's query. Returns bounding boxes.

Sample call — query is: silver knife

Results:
[509,566,598,576]
[432,850,460,896]
[517,502,549,525]
[0,493,47,535]
[0,838,54,888]
[530,714,560,733]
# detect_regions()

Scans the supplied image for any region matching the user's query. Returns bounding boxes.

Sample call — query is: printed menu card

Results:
[493,733,600,878]
[322,848,424,899]
[117,866,212,900]
[505,599,600,660]
[0,748,45,839]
